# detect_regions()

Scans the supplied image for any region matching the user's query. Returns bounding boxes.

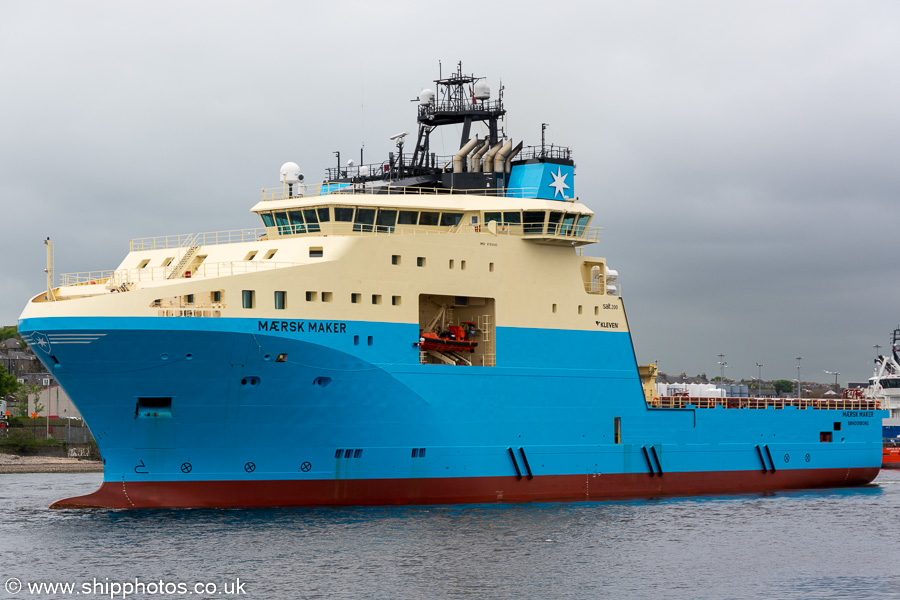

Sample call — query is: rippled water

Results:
[1,471,899,599]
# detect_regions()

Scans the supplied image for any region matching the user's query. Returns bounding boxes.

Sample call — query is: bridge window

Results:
[419,211,440,226]
[561,213,577,235]
[398,210,418,225]
[376,209,397,233]
[503,211,521,225]
[484,211,501,223]
[274,212,290,235]
[260,213,275,227]
[353,208,375,232]
[440,212,463,227]
[287,210,306,234]
[334,207,354,222]
[303,208,321,232]
[523,211,545,234]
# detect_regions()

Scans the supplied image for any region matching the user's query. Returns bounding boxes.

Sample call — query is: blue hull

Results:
[19,316,885,508]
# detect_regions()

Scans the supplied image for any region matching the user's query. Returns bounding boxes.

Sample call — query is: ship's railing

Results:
[105,260,302,285]
[260,185,547,202]
[59,270,115,286]
[651,396,881,411]
[130,228,267,251]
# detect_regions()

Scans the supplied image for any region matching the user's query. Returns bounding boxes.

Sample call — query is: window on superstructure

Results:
[391,255,401,265]
[274,291,286,310]
[418,211,440,226]
[372,294,382,305]
[489,262,494,272]
[137,259,151,269]
[306,291,317,302]
[309,247,323,258]
[185,294,194,305]
[575,214,591,236]
[334,207,354,222]
[244,251,257,261]
[161,257,174,267]
[547,211,563,235]
[288,210,306,234]
[503,211,521,225]
[578,305,583,315]
[561,213,577,236]
[211,291,222,303]
[484,211,501,224]
[417,257,426,267]
[353,208,376,232]
[552,303,557,313]
[261,213,275,228]
[264,250,277,260]
[392,296,401,306]
[614,417,621,444]
[316,207,330,223]
[303,208,321,233]
[322,292,333,302]
[398,210,418,225]
[351,293,360,304]
[461,260,466,270]
[242,290,255,309]
[376,209,397,233]
[274,212,291,236]
[594,306,599,316]
[523,211,545,234]
[440,212,463,227]
[449,260,455,269]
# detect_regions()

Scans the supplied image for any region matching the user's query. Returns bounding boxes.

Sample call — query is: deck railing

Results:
[260,185,547,202]
[130,228,267,252]
[651,396,880,411]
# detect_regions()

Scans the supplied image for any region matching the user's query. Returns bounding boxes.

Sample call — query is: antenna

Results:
[44,237,56,302]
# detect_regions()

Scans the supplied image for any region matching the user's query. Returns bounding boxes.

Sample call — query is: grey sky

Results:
[2,1,898,383]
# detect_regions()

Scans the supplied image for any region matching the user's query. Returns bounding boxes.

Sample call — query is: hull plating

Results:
[19,317,887,509]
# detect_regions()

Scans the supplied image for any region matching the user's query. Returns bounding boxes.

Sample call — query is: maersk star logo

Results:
[549,167,570,198]
[32,332,51,353]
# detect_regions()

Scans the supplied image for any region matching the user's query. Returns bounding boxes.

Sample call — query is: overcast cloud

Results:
[2,1,898,383]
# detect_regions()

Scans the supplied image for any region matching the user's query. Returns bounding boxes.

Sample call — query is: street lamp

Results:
[756,362,764,397]
[795,356,803,399]
[717,354,727,383]
[824,370,840,388]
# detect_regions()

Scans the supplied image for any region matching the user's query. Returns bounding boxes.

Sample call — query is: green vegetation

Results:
[0,326,24,348]
[773,379,795,395]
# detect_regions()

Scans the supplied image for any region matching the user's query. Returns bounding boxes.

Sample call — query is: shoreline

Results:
[0,454,103,474]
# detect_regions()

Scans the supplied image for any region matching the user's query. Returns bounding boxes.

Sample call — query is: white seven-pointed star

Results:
[33,332,50,352]
[549,167,570,198]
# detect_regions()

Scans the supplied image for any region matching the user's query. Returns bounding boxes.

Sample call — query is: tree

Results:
[773,379,794,395]
[0,370,18,399]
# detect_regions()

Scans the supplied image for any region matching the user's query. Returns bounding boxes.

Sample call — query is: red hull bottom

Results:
[51,467,881,509]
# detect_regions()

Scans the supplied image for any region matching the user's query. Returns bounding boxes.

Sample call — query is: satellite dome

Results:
[419,88,435,105]
[280,162,303,183]
[473,80,490,100]
[359,165,370,177]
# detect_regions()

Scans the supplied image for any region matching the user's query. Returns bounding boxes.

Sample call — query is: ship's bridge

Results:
[250,186,600,246]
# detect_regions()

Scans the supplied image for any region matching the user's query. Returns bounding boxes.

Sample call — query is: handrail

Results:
[260,185,548,202]
[651,396,881,411]
[130,228,267,251]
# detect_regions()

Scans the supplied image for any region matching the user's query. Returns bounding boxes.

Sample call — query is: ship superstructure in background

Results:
[18,63,885,509]
[865,326,900,467]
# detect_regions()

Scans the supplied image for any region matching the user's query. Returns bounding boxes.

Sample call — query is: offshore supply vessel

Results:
[19,64,884,508]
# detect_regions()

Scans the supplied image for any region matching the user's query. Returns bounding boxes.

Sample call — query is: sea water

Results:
[1,471,898,600]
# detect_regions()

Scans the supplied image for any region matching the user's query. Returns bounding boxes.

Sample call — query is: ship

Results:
[18,63,885,509]
[863,325,900,468]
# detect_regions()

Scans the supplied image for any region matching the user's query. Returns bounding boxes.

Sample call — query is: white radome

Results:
[280,162,303,183]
